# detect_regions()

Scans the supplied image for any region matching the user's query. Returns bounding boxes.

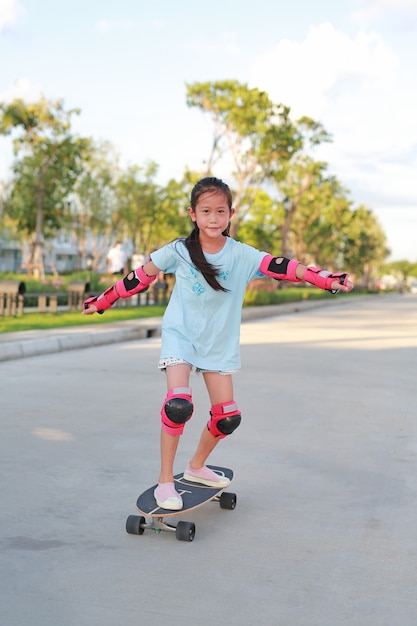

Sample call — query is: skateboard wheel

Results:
[219,492,237,510]
[126,515,145,535]
[175,521,196,542]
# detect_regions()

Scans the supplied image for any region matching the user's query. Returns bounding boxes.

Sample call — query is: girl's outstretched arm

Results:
[259,255,354,294]
[82,262,162,315]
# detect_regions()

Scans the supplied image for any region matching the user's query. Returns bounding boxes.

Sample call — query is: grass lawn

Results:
[0,305,166,334]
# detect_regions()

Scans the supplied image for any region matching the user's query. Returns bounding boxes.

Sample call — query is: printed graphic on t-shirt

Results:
[192,282,205,296]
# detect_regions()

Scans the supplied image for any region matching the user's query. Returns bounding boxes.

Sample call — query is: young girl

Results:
[83,177,353,510]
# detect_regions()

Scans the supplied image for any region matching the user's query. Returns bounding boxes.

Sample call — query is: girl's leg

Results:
[158,363,192,484]
[188,372,234,470]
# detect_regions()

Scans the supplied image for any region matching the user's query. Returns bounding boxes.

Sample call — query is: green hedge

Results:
[243,281,334,306]
[0,271,116,293]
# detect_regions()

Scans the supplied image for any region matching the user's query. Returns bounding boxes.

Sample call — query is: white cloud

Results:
[352,0,417,20]
[95,19,136,33]
[249,22,416,183]
[250,22,398,120]
[0,77,43,103]
[0,0,23,32]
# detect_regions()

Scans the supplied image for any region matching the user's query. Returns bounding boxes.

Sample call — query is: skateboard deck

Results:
[126,465,236,542]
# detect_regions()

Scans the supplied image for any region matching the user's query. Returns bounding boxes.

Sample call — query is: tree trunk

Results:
[32,170,46,280]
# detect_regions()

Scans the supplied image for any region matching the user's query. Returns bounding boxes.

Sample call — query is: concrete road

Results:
[1,294,417,626]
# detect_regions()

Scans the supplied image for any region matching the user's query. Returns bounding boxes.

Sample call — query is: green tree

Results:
[0,97,91,278]
[386,260,417,280]
[155,172,196,245]
[280,159,352,267]
[72,140,120,270]
[186,80,312,237]
[114,167,201,256]
[234,188,282,252]
[113,161,163,257]
[344,205,389,286]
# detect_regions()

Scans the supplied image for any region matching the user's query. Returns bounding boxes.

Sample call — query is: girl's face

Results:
[188,190,234,240]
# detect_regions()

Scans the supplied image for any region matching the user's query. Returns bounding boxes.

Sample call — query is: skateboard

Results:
[126,465,236,542]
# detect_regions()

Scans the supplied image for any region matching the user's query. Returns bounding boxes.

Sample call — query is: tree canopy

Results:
[0,97,91,278]
[0,82,394,285]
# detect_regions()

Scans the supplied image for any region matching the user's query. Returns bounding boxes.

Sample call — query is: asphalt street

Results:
[1,294,416,626]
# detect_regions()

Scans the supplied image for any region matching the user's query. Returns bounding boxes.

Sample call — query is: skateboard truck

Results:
[126,514,197,541]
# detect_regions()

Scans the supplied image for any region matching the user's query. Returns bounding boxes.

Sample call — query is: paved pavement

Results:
[1,294,417,626]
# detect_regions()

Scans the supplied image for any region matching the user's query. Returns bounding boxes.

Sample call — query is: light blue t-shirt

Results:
[151,238,267,371]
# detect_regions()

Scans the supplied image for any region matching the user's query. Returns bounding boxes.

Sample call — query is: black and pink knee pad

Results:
[207,401,242,439]
[161,387,194,436]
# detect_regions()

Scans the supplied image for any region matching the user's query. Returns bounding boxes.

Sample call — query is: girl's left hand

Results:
[332,278,354,293]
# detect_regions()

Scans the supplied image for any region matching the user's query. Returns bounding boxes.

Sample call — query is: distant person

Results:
[131,251,145,271]
[83,177,354,511]
[106,241,127,275]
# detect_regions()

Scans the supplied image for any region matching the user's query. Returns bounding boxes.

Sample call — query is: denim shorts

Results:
[158,357,237,376]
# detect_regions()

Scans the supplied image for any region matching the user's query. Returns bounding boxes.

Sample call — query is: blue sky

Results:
[1,0,416,261]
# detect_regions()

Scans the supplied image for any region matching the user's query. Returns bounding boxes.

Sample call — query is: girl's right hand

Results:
[82,303,98,315]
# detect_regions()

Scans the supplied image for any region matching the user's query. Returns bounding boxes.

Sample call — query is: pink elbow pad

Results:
[259,255,301,282]
[115,266,157,298]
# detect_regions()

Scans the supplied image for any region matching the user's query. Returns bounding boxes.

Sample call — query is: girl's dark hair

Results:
[183,177,233,292]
